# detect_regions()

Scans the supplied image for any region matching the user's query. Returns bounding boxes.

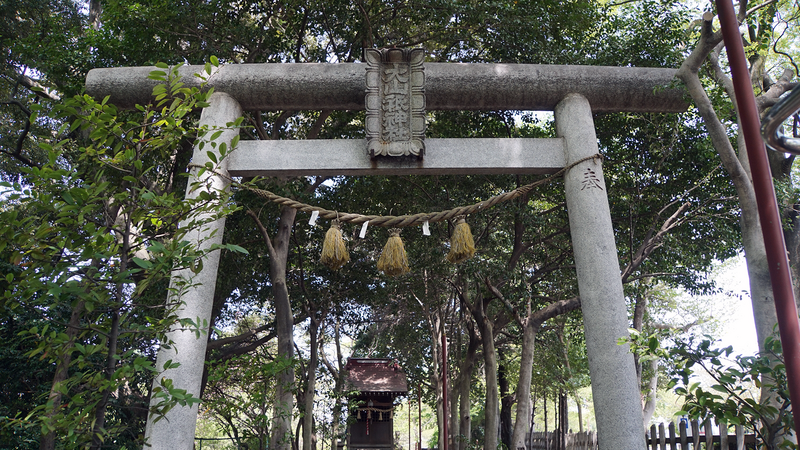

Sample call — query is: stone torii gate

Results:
[86,59,685,450]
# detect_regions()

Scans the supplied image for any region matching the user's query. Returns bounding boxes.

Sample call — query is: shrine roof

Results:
[345,358,408,396]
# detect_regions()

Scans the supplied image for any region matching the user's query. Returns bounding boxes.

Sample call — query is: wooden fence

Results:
[525,419,756,450]
[527,430,597,450]
[646,419,756,450]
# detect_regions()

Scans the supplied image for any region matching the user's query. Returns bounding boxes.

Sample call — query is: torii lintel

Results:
[86,62,686,113]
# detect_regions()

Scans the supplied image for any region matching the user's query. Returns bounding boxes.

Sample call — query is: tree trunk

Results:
[303,314,320,450]
[461,279,509,450]
[641,358,659,426]
[736,129,781,352]
[676,20,778,355]
[267,206,298,450]
[430,315,444,450]
[676,17,797,447]
[450,322,462,450]
[510,298,580,450]
[92,218,130,449]
[415,277,452,450]
[632,290,646,386]
[480,312,499,450]
[449,363,459,450]
[321,314,347,450]
[498,353,513,450]
[294,419,302,450]
[40,300,85,450]
[88,0,102,30]
[90,308,120,449]
[543,393,548,436]
[511,320,537,450]
[457,323,480,450]
[558,392,568,447]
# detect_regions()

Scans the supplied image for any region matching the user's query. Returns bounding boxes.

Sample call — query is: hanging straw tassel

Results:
[446,216,476,264]
[321,219,349,270]
[377,228,410,276]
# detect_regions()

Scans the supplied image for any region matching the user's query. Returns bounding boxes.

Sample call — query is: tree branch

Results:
[271,110,296,140]
[207,321,276,351]
[307,110,332,140]
[676,20,758,221]
[246,209,276,256]
[528,296,581,330]
[756,68,796,111]
[652,320,698,332]
[484,278,523,326]
[251,111,269,141]
[623,272,681,283]
[0,99,38,167]
[621,201,691,282]
[745,0,779,19]
[1,73,61,102]
[206,313,306,366]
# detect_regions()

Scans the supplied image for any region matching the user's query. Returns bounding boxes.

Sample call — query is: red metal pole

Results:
[419,382,422,450]
[715,0,800,434]
[441,331,449,450]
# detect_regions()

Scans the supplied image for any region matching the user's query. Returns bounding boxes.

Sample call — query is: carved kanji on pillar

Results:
[365,48,425,158]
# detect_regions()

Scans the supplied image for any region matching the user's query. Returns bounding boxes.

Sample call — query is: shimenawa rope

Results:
[189,153,602,228]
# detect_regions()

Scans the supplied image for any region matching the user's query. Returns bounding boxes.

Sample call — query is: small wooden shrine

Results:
[345,358,408,450]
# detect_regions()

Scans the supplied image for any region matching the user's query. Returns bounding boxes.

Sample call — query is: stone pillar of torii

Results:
[86,54,685,450]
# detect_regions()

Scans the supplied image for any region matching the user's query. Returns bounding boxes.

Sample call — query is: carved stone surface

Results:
[86,63,686,113]
[365,48,425,158]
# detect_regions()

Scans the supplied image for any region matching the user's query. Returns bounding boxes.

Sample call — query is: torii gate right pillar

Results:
[557,93,646,450]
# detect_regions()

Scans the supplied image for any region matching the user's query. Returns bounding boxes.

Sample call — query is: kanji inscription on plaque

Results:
[365,48,425,158]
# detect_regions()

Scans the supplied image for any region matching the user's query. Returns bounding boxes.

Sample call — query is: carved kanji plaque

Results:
[365,48,425,158]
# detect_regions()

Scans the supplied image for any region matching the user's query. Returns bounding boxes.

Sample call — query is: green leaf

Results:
[10,253,23,266]
[132,257,153,269]
[163,360,180,370]
[148,70,168,81]
[210,130,224,141]
[224,244,249,255]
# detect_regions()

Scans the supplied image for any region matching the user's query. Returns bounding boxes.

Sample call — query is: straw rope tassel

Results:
[447,217,476,264]
[321,219,349,270]
[377,228,410,276]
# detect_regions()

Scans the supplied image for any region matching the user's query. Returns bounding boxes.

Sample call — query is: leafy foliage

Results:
[627,330,793,450]
[202,346,295,449]
[0,63,245,447]
[668,336,792,450]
